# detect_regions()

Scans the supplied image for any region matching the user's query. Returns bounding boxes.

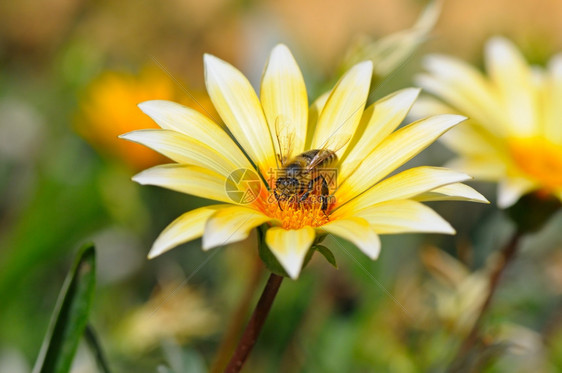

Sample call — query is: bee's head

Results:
[275,177,299,193]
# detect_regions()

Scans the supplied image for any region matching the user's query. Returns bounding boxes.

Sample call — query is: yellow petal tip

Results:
[147,247,160,259]
[131,172,148,185]
[354,60,374,75]
[137,100,157,113]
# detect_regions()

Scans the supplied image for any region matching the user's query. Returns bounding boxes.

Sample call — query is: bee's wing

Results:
[306,135,351,171]
[274,115,295,167]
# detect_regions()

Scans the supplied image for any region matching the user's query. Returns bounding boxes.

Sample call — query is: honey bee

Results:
[272,116,349,212]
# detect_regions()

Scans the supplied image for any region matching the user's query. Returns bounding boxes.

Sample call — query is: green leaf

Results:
[83,325,111,373]
[302,246,316,269]
[314,245,338,268]
[32,243,97,373]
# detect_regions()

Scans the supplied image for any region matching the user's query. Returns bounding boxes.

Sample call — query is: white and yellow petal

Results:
[445,156,507,181]
[545,54,562,144]
[417,54,506,134]
[137,100,252,170]
[265,226,316,279]
[334,167,472,216]
[148,205,226,259]
[320,217,381,259]
[497,178,537,208]
[121,129,238,177]
[202,206,271,250]
[261,44,308,159]
[485,37,538,138]
[204,54,276,175]
[133,164,234,204]
[414,183,489,203]
[355,200,455,235]
[305,91,331,149]
[310,61,373,155]
[337,114,466,202]
[340,88,420,180]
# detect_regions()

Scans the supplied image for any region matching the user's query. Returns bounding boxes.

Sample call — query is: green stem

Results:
[225,273,284,373]
[84,324,112,373]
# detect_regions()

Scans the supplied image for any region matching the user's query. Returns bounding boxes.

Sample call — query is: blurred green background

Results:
[1,0,562,372]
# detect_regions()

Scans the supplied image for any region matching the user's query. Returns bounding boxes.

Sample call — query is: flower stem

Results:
[225,273,284,373]
[450,231,522,367]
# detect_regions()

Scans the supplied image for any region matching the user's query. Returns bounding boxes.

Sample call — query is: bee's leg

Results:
[274,189,284,211]
[292,195,303,210]
[300,178,315,203]
[300,175,330,213]
[319,175,330,215]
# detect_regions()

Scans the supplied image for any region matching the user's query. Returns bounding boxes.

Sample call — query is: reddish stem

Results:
[225,273,284,373]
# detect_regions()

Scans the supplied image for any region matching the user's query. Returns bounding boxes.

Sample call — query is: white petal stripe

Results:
[321,217,381,259]
[355,200,455,235]
[202,206,271,250]
[148,205,226,259]
[261,44,308,159]
[204,54,276,176]
[265,226,316,279]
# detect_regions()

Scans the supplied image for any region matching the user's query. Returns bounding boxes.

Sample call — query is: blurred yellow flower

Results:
[416,37,562,207]
[76,67,218,170]
[116,281,218,353]
[122,44,487,279]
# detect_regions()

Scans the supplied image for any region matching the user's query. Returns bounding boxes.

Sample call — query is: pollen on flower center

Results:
[263,195,331,230]
[509,137,562,189]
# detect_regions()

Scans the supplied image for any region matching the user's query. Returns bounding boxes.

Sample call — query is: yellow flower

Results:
[122,45,487,279]
[416,37,562,207]
[76,67,217,170]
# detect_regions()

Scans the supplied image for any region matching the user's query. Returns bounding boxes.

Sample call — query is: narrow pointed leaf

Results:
[33,243,97,373]
[314,245,338,268]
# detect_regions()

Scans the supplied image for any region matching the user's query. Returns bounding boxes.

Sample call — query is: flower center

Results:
[263,195,331,230]
[509,137,562,189]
